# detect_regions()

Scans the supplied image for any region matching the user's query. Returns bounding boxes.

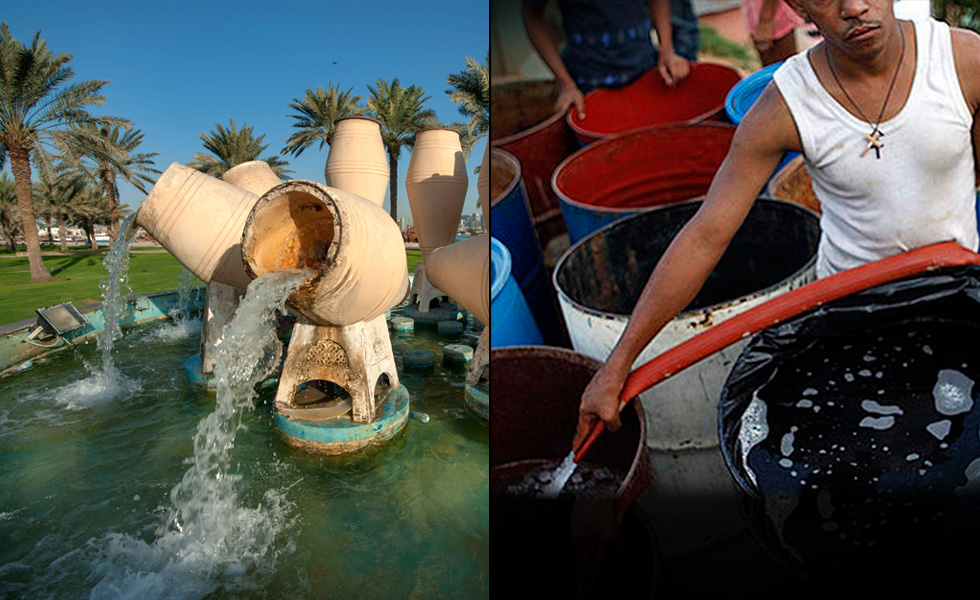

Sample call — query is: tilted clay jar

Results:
[221,160,283,196]
[241,180,408,326]
[136,162,259,289]
[426,233,489,327]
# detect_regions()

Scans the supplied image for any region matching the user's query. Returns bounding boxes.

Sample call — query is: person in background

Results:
[742,0,806,65]
[522,0,695,118]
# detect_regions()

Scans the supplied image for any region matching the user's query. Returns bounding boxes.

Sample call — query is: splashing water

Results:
[58,216,138,409]
[86,268,313,598]
[154,268,203,341]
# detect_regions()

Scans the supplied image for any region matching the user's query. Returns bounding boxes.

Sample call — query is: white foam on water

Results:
[153,268,204,342]
[779,458,793,468]
[926,420,952,440]
[860,416,895,430]
[845,373,855,382]
[933,369,974,416]
[923,345,934,355]
[85,269,311,598]
[858,369,872,378]
[796,399,813,409]
[739,392,769,489]
[780,427,797,457]
[802,388,818,396]
[906,453,920,462]
[152,316,202,342]
[861,400,903,416]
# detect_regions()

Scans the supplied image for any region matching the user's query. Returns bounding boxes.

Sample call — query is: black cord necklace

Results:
[825,22,906,159]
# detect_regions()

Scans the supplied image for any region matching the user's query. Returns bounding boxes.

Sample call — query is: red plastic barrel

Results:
[568,63,742,145]
[553,123,736,243]
[490,80,577,266]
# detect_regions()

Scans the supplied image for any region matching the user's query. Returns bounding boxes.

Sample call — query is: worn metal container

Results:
[553,198,820,553]
[491,346,657,597]
[567,63,742,145]
[490,79,575,265]
[490,149,566,346]
[552,123,735,243]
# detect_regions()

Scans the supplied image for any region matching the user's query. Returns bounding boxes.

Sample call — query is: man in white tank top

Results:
[575,0,980,442]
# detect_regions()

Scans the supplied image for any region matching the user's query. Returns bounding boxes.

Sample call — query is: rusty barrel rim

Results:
[552,197,821,322]
[489,148,521,208]
[490,79,568,148]
[566,63,742,142]
[490,345,649,506]
[551,122,737,216]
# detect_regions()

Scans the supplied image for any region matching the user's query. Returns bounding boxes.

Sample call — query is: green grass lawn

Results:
[0,248,422,326]
[407,249,421,274]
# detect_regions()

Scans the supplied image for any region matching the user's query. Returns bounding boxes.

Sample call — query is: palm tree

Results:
[445,52,489,155]
[33,163,86,252]
[189,119,292,180]
[0,172,20,253]
[0,22,127,282]
[365,78,436,222]
[66,183,111,250]
[282,83,367,179]
[60,123,159,238]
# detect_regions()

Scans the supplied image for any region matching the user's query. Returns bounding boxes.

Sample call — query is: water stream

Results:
[57,215,138,410]
[0,273,489,598]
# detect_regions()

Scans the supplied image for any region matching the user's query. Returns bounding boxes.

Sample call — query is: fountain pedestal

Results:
[272,315,409,454]
[275,315,400,423]
[407,263,448,313]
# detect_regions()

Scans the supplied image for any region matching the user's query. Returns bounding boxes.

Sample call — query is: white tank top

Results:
[773,17,977,277]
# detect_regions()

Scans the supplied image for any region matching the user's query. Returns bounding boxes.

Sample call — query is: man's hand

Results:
[573,362,628,449]
[657,51,690,88]
[557,79,586,119]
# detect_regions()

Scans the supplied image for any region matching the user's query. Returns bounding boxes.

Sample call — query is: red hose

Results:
[573,241,980,463]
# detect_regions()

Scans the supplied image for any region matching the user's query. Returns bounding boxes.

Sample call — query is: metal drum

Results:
[491,79,576,266]
[553,197,820,554]
[552,123,735,243]
[567,63,742,145]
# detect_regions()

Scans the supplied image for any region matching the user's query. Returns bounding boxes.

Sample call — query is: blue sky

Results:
[3,0,489,225]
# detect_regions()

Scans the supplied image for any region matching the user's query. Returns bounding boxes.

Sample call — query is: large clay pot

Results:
[136,162,258,289]
[477,144,489,229]
[240,180,408,326]
[221,160,283,195]
[405,127,468,263]
[426,233,489,326]
[324,116,389,206]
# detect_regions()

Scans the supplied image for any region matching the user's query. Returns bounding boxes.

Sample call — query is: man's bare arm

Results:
[574,82,803,446]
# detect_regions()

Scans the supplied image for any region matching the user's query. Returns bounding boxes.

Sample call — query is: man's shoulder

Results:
[950,26,980,112]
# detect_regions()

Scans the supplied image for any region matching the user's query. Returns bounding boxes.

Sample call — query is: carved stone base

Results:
[274,314,399,424]
[408,263,448,313]
[466,328,488,387]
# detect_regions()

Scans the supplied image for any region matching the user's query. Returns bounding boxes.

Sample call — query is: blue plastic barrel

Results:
[724,61,798,179]
[490,237,543,348]
[490,149,565,345]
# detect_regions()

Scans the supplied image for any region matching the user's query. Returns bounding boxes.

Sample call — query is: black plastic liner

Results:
[718,265,980,578]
